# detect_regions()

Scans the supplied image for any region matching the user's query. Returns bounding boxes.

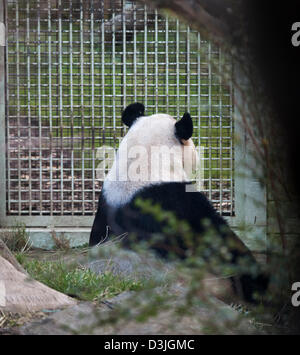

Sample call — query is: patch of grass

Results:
[20,258,143,302]
[0,223,32,253]
[14,252,27,266]
[51,231,71,251]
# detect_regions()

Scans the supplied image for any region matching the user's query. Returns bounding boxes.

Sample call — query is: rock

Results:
[11,245,260,334]
[87,245,239,304]
[18,290,259,335]
[0,239,27,274]
[87,245,174,282]
[19,302,100,335]
[0,256,77,314]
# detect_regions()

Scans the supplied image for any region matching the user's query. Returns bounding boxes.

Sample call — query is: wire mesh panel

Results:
[4,0,234,219]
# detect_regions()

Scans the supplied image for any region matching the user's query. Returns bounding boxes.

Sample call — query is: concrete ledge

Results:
[0,227,90,250]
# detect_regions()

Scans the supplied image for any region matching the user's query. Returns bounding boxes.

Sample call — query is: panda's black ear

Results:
[122,103,145,127]
[175,112,193,140]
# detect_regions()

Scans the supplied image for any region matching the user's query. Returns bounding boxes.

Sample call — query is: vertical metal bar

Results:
[176,19,179,118]
[208,41,212,201]
[69,0,74,216]
[230,63,234,216]
[26,1,32,215]
[122,0,127,110]
[80,0,85,214]
[16,1,21,214]
[48,0,53,215]
[219,48,223,215]
[144,5,147,111]
[165,14,169,111]
[133,2,137,102]
[101,2,105,144]
[4,0,9,215]
[186,25,190,111]
[154,9,158,113]
[112,7,116,137]
[0,0,6,220]
[37,0,43,215]
[91,0,95,212]
[197,32,201,192]
[58,0,64,215]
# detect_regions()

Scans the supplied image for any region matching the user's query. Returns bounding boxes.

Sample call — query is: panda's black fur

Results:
[90,103,269,304]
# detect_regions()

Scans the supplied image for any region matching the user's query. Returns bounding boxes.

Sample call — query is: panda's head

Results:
[103,103,198,207]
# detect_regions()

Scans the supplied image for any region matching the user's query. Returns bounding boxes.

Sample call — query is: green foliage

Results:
[134,197,260,279]
[15,252,27,265]
[109,197,278,332]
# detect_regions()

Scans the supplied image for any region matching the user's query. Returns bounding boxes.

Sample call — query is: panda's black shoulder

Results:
[130,182,226,228]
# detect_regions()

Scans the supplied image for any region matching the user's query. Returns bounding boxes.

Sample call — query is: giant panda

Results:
[90,102,269,304]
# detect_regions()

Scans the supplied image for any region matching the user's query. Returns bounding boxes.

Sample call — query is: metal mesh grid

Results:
[5,0,234,217]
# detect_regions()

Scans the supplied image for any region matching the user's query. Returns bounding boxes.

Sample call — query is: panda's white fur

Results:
[103,113,198,208]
